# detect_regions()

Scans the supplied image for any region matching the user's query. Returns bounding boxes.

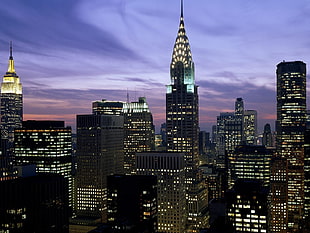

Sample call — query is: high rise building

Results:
[304,126,310,218]
[165,1,208,230]
[0,170,69,233]
[136,152,187,233]
[227,180,268,233]
[274,61,307,231]
[243,110,257,145]
[107,174,157,232]
[92,97,154,175]
[14,120,73,208]
[262,123,274,147]
[216,98,258,168]
[0,43,22,180]
[228,145,273,188]
[75,114,124,222]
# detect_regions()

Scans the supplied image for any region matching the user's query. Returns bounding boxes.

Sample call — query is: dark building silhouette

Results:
[165,1,208,230]
[262,123,273,147]
[107,175,157,232]
[0,43,22,181]
[0,172,69,232]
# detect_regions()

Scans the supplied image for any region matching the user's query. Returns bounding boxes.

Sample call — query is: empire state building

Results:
[0,42,22,179]
[166,1,208,231]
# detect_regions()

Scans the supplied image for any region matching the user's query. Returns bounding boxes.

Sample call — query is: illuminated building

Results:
[14,120,73,209]
[269,157,288,233]
[243,110,257,145]
[275,61,306,231]
[0,171,69,233]
[304,114,310,217]
[136,152,187,233]
[92,97,154,175]
[216,98,258,168]
[227,180,268,233]
[107,175,157,232]
[166,1,208,230]
[228,145,273,188]
[75,114,124,222]
[216,112,242,167]
[262,123,274,147]
[0,43,22,181]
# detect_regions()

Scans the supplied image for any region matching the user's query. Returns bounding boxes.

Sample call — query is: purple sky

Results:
[1,0,310,133]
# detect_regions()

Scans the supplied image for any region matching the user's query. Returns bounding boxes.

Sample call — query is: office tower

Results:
[216,112,242,167]
[227,180,268,233]
[228,145,273,188]
[93,97,154,175]
[0,171,69,233]
[166,2,208,230]
[136,152,187,233]
[275,61,306,231]
[0,43,22,180]
[262,123,273,147]
[243,110,257,145]
[160,123,167,147]
[304,116,310,217]
[200,164,223,200]
[75,114,124,222]
[14,120,73,208]
[107,175,157,232]
[269,157,288,233]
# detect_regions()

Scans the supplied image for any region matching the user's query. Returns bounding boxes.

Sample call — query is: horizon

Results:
[1,0,310,133]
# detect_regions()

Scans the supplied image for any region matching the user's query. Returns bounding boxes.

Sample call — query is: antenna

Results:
[127,89,130,103]
[9,41,13,59]
[181,0,184,18]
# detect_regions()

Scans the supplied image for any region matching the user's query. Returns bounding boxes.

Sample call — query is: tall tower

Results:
[275,61,307,231]
[166,1,208,230]
[0,42,22,180]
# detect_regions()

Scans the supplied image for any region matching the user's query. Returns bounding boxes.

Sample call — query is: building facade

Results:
[0,43,22,181]
[166,2,208,230]
[107,175,157,232]
[75,114,124,222]
[136,152,187,233]
[228,145,273,188]
[14,120,73,208]
[274,61,307,231]
[92,97,154,175]
[227,180,268,233]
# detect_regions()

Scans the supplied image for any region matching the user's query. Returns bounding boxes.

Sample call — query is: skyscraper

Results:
[92,97,154,175]
[262,123,273,147]
[275,61,307,231]
[136,152,187,233]
[166,1,208,230]
[14,120,73,208]
[107,175,157,232]
[0,43,22,180]
[227,180,268,233]
[75,114,124,222]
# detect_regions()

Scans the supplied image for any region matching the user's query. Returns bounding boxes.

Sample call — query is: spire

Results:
[181,0,184,18]
[7,41,15,73]
[171,0,193,69]
[9,41,13,60]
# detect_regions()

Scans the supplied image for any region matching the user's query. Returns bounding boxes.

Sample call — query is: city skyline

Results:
[1,0,310,132]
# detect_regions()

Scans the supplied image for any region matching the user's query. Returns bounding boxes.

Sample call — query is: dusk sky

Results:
[1,0,310,133]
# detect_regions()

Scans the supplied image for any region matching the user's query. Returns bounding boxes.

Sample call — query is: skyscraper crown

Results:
[171,0,193,69]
